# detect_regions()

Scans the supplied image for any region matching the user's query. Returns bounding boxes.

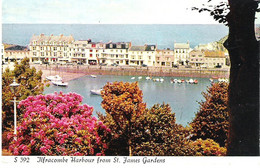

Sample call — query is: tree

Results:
[193,0,259,156]
[7,92,110,156]
[131,103,193,156]
[2,58,44,132]
[99,81,146,156]
[190,82,229,147]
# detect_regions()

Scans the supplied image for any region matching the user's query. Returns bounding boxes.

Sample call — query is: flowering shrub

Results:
[8,92,110,156]
[190,138,227,156]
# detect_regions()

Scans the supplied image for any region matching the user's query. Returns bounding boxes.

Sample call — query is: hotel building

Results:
[29,34,74,63]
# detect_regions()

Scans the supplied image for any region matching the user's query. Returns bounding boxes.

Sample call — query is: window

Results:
[33,52,37,56]
[90,49,93,52]
[149,56,151,60]
[54,52,57,56]
[90,54,93,57]
[41,52,44,56]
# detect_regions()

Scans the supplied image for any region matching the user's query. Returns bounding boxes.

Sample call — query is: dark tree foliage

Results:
[190,82,229,147]
[192,1,229,25]
[193,0,259,155]
[2,58,44,132]
[131,103,193,156]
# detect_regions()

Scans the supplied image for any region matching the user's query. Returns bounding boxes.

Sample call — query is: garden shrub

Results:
[190,138,227,156]
[131,103,194,156]
[190,82,229,147]
[7,92,110,156]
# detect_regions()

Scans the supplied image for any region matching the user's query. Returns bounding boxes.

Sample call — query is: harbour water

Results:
[43,75,213,126]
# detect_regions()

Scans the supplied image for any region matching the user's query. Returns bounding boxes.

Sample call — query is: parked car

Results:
[141,64,147,67]
[215,65,222,68]
[111,63,119,66]
[43,61,49,65]
[77,62,84,65]
[173,64,179,68]
[100,63,107,66]
[89,62,97,65]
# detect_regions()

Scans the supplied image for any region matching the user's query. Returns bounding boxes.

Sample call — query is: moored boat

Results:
[90,75,97,78]
[52,80,68,87]
[90,89,102,95]
[46,75,62,81]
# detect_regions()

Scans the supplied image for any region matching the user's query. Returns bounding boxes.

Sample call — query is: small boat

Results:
[177,79,182,84]
[209,78,214,82]
[138,76,142,80]
[131,77,135,80]
[154,78,160,82]
[52,80,68,87]
[181,79,185,83]
[90,89,102,95]
[146,77,152,80]
[194,80,198,84]
[189,79,194,84]
[90,75,97,78]
[160,78,164,82]
[46,75,62,81]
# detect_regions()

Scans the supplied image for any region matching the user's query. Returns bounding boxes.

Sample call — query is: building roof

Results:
[5,45,28,51]
[129,46,146,51]
[204,50,225,58]
[174,43,190,49]
[105,42,131,49]
[129,45,156,51]
[30,34,74,44]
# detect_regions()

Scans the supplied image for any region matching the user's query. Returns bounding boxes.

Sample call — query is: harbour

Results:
[43,73,214,126]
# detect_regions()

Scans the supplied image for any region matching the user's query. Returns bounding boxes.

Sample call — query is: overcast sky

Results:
[2,0,260,24]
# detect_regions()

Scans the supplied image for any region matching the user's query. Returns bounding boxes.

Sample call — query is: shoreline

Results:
[33,64,230,82]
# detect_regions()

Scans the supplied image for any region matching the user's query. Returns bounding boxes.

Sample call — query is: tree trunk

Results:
[225,0,259,155]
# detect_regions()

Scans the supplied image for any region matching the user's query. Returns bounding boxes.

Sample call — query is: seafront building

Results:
[173,42,191,66]
[155,49,175,67]
[3,45,30,63]
[2,34,229,69]
[70,39,104,64]
[128,44,157,66]
[29,34,74,63]
[189,49,227,68]
[99,42,131,66]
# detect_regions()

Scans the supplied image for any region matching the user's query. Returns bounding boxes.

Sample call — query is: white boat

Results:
[189,79,194,84]
[146,77,152,80]
[90,75,97,78]
[131,77,135,80]
[153,78,160,82]
[138,76,142,80]
[46,75,62,81]
[160,78,164,82]
[90,89,102,95]
[52,80,68,87]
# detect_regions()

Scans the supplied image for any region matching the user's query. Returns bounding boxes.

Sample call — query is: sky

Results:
[1,0,260,24]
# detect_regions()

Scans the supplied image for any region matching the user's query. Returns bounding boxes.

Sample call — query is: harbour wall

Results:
[34,64,230,79]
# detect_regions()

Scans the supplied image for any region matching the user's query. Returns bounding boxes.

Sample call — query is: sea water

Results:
[2,24,228,49]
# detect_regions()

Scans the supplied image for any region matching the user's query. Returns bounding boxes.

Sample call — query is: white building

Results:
[29,34,74,63]
[128,44,156,66]
[174,42,191,65]
[99,42,131,65]
[70,40,104,64]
